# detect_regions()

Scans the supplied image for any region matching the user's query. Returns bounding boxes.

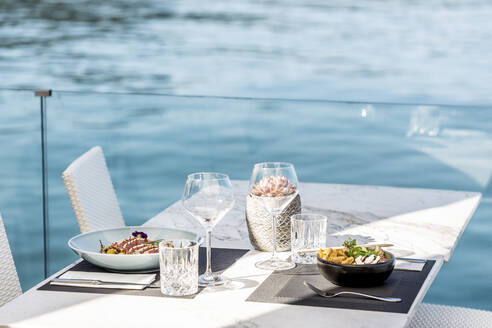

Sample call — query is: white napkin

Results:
[51,271,157,290]
[395,259,426,272]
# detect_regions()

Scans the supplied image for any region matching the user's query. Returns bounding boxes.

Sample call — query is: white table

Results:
[0,182,481,328]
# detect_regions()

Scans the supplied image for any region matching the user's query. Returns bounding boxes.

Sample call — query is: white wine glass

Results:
[182,172,235,286]
[249,162,298,270]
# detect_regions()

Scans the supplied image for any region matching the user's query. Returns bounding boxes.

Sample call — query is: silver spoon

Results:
[303,281,402,303]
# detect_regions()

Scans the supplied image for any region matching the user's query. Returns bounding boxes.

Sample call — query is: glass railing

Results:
[0,89,44,289]
[0,88,491,310]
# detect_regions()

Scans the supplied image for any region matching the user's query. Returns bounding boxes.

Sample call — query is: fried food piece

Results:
[319,247,351,263]
[327,257,338,263]
[319,247,358,265]
[327,256,346,263]
[342,257,355,264]
[318,248,333,260]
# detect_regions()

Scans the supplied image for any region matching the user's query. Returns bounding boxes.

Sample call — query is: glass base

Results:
[255,258,295,271]
[198,273,228,287]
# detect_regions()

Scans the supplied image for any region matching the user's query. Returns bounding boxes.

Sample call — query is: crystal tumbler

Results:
[159,240,199,296]
[291,213,327,264]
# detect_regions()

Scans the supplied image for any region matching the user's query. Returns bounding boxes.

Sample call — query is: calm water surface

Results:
[0,0,491,311]
[1,0,492,103]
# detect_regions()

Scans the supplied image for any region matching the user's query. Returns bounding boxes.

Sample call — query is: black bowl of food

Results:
[316,239,395,287]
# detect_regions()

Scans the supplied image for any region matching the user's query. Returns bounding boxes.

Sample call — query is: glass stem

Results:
[271,213,279,260]
[205,228,213,278]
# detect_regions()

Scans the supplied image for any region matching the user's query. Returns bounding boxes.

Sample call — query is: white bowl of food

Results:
[68,226,201,272]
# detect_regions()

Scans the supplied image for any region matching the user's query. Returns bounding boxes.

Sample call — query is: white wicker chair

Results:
[0,213,22,307]
[409,303,492,327]
[62,146,125,233]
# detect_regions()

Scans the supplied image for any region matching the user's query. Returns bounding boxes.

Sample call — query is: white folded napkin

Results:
[51,271,157,290]
[395,259,426,272]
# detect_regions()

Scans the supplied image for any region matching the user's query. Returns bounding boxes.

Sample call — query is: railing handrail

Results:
[0,87,490,109]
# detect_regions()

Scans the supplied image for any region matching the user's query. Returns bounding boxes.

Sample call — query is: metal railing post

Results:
[35,90,51,279]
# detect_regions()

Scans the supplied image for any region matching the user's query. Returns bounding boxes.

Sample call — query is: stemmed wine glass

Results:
[182,172,235,286]
[249,162,298,270]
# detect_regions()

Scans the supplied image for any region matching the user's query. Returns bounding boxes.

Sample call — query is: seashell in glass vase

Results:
[245,193,301,252]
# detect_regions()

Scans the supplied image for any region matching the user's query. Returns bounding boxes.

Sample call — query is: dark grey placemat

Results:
[247,260,435,313]
[38,247,249,298]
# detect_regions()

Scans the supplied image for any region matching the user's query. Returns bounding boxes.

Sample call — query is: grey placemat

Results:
[38,247,249,298]
[247,260,435,313]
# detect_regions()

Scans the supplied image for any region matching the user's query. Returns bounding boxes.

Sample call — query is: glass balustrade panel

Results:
[0,89,44,290]
[45,91,492,309]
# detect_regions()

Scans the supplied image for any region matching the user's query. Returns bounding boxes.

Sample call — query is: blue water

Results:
[1,0,492,104]
[0,0,492,311]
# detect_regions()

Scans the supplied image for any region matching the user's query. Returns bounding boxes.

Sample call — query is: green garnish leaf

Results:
[343,237,357,249]
[343,237,380,258]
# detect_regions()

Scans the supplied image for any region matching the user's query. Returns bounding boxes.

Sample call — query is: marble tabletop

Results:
[148,180,482,261]
[0,182,481,328]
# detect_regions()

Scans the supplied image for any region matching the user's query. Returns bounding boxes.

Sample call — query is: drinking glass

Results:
[159,239,199,296]
[291,213,327,264]
[249,162,298,270]
[182,172,235,286]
